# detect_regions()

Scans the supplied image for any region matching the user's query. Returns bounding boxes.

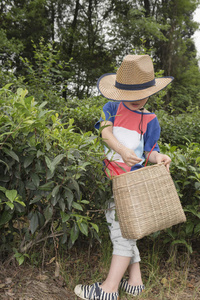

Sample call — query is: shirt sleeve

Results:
[144,117,161,152]
[94,101,118,130]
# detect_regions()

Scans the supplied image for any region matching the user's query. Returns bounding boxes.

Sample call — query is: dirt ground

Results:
[0,262,74,300]
[0,249,199,300]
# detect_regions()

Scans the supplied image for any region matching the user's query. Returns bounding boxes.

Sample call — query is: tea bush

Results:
[62,96,107,133]
[158,142,200,251]
[156,108,200,145]
[0,85,111,258]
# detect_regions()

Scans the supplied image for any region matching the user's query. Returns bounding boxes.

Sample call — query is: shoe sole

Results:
[75,294,119,300]
[74,289,88,300]
[124,290,144,296]
[74,293,87,300]
[74,292,120,300]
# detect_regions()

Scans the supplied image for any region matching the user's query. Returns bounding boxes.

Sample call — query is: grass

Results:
[0,231,199,300]
[59,235,200,300]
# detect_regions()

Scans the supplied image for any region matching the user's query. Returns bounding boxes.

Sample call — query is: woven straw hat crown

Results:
[97,55,174,101]
[117,55,154,86]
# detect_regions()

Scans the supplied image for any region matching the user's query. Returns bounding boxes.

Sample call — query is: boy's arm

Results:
[145,150,171,172]
[101,121,142,167]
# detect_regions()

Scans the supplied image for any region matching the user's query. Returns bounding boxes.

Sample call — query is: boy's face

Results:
[123,97,148,111]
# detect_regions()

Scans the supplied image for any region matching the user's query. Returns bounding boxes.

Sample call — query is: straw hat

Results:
[97,55,174,101]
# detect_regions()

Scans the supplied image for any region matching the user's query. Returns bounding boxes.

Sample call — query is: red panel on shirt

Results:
[114,102,156,134]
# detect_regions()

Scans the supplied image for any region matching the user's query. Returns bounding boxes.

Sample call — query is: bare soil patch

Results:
[0,247,199,300]
[0,263,74,300]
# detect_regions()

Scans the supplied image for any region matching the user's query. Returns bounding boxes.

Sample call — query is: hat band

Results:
[115,78,156,90]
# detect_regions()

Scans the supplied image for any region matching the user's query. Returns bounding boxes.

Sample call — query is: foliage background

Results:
[0,0,200,262]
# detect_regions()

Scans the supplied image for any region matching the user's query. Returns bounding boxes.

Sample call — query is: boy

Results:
[74,55,173,299]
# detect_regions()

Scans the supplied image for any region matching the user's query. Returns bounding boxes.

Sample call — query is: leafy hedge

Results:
[159,143,200,252]
[0,85,111,258]
[156,109,200,145]
[0,85,199,260]
[62,96,107,133]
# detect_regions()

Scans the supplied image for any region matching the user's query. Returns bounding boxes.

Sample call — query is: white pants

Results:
[105,201,141,264]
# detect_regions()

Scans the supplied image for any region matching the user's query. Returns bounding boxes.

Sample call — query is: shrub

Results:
[158,142,200,252]
[0,85,110,258]
[62,96,107,133]
[156,109,200,145]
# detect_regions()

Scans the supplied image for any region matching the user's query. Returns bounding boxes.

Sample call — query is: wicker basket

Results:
[112,163,186,240]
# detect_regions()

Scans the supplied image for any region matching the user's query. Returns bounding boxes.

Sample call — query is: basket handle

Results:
[144,142,157,167]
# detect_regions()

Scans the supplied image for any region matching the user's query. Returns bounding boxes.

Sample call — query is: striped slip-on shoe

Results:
[74,282,119,300]
[119,278,145,296]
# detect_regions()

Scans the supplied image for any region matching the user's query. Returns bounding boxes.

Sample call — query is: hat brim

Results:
[97,73,174,101]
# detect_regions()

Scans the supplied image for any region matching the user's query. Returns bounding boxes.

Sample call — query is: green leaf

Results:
[78,222,88,236]
[31,173,40,187]
[52,154,65,169]
[51,194,59,206]
[196,157,200,164]
[59,198,65,211]
[45,156,54,173]
[39,181,54,191]
[3,148,19,162]
[45,154,65,174]
[17,87,27,97]
[186,222,194,234]
[39,101,48,109]
[37,211,45,227]
[90,223,99,233]
[44,205,53,221]
[14,199,26,207]
[60,211,70,223]
[14,253,25,265]
[72,202,83,211]
[3,83,13,90]
[101,111,106,120]
[0,159,9,169]
[24,156,34,168]
[0,210,13,226]
[37,150,44,158]
[30,195,42,204]
[68,178,80,195]
[70,223,79,244]
[81,200,89,204]
[52,185,60,198]
[64,188,74,210]
[18,255,25,266]
[171,239,193,253]
[26,181,36,190]
[177,166,187,172]
[194,223,200,234]
[0,186,6,193]
[46,142,51,151]
[61,233,68,244]
[195,182,200,190]
[6,190,17,202]
[30,213,39,234]
[6,202,15,209]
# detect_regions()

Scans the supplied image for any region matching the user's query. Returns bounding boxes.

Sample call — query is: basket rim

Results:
[112,162,166,180]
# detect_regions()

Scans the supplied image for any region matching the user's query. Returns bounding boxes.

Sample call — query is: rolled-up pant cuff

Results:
[112,249,141,264]
[106,201,141,265]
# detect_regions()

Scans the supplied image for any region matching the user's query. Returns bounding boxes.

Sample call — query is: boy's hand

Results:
[120,147,142,167]
[101,122,142,167]
[155,154,171,172]
[146,151,171,172]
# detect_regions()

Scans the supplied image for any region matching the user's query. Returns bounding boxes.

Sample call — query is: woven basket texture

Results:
[112,164,186,240]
